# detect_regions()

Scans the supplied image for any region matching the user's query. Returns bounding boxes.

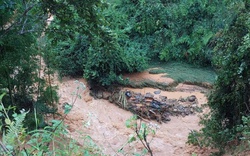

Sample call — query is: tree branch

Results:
[0,3,37,38]
[20,18,28,34]
[19,28,36,35]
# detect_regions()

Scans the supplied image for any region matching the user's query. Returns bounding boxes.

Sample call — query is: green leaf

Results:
[128,134,136,143]
[38,151,44,156]
[64,103,73,114]
[125,119,131,128]
[141,123,146,129]
[192,153,197,156]
[12,113,17,118]
[5,118,11,125]
[21,150,29,156]
[0,93,6,100]
[152,129,156,135]
[142,148,148,154]
[84,150,90,156]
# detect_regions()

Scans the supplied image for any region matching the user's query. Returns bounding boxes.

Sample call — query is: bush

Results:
[55,36,89,77]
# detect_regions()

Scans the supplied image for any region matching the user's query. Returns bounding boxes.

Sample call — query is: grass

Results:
[148,61,217,85]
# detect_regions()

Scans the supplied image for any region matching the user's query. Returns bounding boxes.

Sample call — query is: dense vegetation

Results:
[189,2,250,153]
[0,0,59,129]
[0,0,250,155]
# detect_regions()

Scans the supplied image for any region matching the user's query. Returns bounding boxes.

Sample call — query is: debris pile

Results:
[89,88,201,123]
[108,90,201,123]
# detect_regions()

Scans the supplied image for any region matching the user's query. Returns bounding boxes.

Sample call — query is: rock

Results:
[188,95,197,102]
[150,100,161,109]
[145,92,154,98]
[89,90,94,97]
[177,105,185,112]
[160,104,170,111]
[184,108,190,115]
[125,90,132,98]
[83,95,92,103]
[135,93,144,102]
[96,91,103,99]
[162,112,171,121]
[178,97,186,102]
[165,99,178,105]
[145,99,153,103]
[89,90,103,99]
[159,95,167,102]
[113,92,120,101]
[191,104,198,108]
[154,90,161,94]
[129,97,138,103]
[102,91,111,100]
[108,96,113,103]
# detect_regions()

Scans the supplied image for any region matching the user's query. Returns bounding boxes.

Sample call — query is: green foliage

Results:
[81,27,127,86]
[209,6,250,128]
[106,0,242,65]
[187,130,203,148]
[54,36,89,77]
[158,0,238,65]
[53,0,243,85]
[52,1,149,86]
[122,115,159,156]
[107,0,167,59]
[0,0,59,129]
[237,116,250,145]
[3,111,28,155]
[188,113,236,151]
[188,2,250,153]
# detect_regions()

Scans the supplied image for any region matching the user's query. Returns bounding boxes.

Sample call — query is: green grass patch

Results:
[148,61,217,84]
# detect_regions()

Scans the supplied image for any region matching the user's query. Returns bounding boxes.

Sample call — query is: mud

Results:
[55,76,215,156]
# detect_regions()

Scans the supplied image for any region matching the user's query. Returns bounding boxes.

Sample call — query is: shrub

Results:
[55,36,89,77]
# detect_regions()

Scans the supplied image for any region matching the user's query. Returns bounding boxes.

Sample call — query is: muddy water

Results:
[123,70,174,84]
[56,77,214,156]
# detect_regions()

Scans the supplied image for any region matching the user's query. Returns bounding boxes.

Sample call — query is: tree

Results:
[0,0,60,129]
[50,0,148,86]
[192,1,250,152]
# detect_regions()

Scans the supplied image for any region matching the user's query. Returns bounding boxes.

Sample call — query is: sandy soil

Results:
[55,73,215,156]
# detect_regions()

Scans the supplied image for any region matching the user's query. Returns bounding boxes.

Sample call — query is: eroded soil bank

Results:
[55,71,215,155]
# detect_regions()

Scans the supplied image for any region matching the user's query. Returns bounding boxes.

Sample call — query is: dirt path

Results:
[56,73,214,156]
